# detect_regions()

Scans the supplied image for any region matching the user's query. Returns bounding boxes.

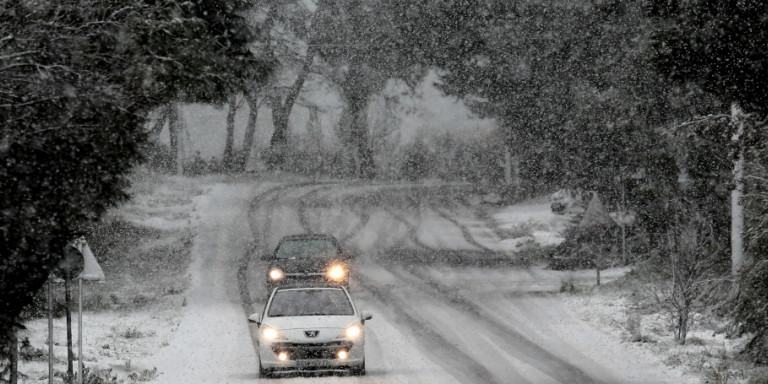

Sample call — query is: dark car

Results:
[263,234,352,291]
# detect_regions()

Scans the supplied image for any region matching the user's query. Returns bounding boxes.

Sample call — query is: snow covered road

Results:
[240,182,690,383]
[150,180,690,383]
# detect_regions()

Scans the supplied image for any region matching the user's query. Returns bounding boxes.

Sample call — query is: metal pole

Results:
[65,275,73,382]
[48,277,54,384]
[78,278,83,384]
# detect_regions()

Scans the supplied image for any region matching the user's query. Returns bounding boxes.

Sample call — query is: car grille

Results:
[271,340,353,360]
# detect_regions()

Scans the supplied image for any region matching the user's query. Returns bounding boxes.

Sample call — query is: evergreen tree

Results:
[0,0,271,336]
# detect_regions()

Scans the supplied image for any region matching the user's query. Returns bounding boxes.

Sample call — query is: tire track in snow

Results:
[294,184,508,383]
[382,207,518,267]
[296,184,372,246]
[240,182,321,314]
[296,184,338,234]
[381,264,609,384]
[430,205,496,253]
[353,275,510,384]
[381,207,431,250]
[340,205,371,245]
[457,196,511,240]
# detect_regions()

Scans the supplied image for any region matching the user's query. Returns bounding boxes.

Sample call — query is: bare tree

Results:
[656,212,725,344]
[261,0,328,168]
[148,105,172,141]
[242,87,262,169]
[168,104,185,175]
[268,45,315,166]
[223,94,241,168]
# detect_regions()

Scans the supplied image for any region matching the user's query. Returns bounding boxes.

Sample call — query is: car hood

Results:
[264,315,358,331]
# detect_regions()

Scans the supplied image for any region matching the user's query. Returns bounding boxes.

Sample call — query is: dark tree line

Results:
[0,0,271,342]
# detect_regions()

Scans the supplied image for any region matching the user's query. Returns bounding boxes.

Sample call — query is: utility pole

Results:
[78,278,83,384]
[730,103,746,275]
[48,276,54,384]
[65,272,74,383]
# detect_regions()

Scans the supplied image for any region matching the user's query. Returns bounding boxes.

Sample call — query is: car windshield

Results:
[268,289,354,317]
[276,239,337,259]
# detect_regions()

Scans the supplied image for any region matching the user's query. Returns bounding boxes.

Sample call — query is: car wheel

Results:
[351,360,366,376]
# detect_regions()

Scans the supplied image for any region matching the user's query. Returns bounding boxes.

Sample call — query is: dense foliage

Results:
[736,260,768,363]
[650,0,768,115]
[649,0,768,355]
[0,0,270,336]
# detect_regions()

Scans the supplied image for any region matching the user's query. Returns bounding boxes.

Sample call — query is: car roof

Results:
[279,233,338,241]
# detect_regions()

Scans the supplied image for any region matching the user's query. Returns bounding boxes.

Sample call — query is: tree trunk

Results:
[512,155,521,198]
[731,102,746,275]
[223,94,237,169]
[8,329,17,384]
[168,104,184,175]
[306,105,322,146]
[269,93,289,168]
[267,47,317,169]
[169,109,178,168]
[149,105,171,140]
[504,149,512,185]
[65,274,74,383]
[347,92,375,179]
[677,306,689,344]
[242,89,259,171]
[595,267,600,286]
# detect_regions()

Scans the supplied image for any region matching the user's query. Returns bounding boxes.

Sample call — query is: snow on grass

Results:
[116,168,215,231]
[420,264,630,296]
[490,198,571,249]
[20,308,178,383]
[18,168,227,383]
[562,287,752,383]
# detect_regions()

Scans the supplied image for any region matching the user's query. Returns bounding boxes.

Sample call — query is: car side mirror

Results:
[361,311,373,324]
[248,313,261,325]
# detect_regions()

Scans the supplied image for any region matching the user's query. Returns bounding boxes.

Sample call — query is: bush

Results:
[143,143,176,173]
[548,225,620,270]
[398,140,435,181]
[80,367,119,384]
[736,260,768,364]
[746,367,768,384]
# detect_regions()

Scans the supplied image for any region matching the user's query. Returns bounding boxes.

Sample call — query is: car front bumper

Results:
[259,339,364,371]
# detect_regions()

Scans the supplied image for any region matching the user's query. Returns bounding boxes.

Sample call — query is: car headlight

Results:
[268,268,284,281]
[261,326,280,340]
[326,264,346,281]
[345,324,362,338]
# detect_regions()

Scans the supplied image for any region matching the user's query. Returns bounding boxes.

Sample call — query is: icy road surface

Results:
[154,181,691,384]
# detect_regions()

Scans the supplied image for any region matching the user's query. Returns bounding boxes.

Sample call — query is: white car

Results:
[249,286,372,377]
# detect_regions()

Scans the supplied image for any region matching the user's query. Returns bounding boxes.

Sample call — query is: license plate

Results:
[296,359,330,368]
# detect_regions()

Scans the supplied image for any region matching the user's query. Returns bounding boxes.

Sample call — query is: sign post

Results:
[47,276,53,384]
[71,237,105,384]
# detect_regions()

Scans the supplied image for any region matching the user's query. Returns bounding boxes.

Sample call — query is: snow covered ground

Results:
[19,168,220,383]
[20,177,704,383]
[564,288,753,383]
